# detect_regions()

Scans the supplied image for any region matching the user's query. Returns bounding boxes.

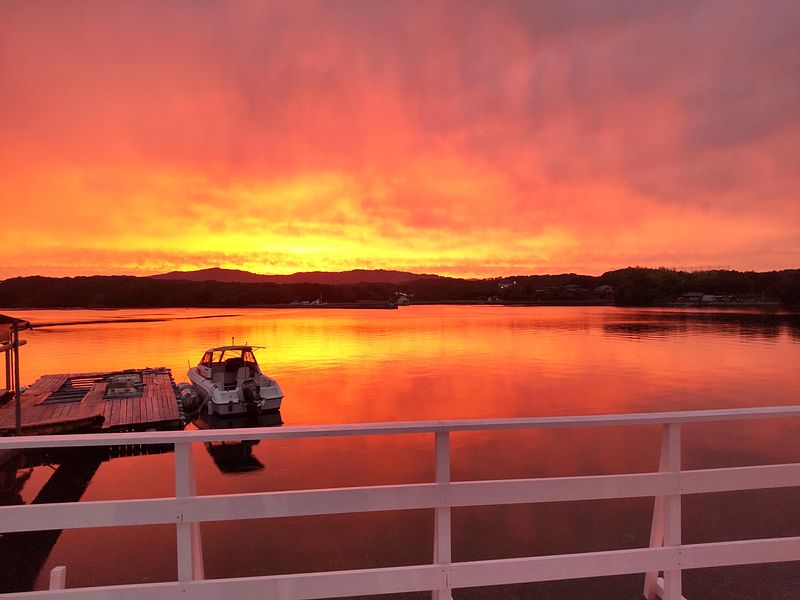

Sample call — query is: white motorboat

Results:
[187,345,283,416]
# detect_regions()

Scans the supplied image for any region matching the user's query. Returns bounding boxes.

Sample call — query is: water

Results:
[2,306,800,598]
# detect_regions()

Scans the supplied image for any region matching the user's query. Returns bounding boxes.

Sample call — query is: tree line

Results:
[0,268,798,308]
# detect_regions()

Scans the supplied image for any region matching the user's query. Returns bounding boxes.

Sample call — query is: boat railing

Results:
[2,405,800,599]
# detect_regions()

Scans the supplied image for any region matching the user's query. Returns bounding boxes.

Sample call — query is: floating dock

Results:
[0,368,184,435]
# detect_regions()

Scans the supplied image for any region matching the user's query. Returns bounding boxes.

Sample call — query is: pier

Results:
[0,368,184,435]
[1,406,799,599]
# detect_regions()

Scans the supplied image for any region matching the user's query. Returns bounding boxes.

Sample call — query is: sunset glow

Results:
[2,1,799,278]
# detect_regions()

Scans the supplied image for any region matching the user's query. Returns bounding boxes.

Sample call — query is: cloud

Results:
[1,0,798,277]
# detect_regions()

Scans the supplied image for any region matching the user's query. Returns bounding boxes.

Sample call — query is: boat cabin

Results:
[195,346,262,390]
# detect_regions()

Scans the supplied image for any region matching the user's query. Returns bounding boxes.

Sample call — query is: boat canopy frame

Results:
[199,346,265,372]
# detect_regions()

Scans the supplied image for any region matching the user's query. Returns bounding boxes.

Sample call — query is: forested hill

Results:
[150,267,442,285]
[0,268,799,308]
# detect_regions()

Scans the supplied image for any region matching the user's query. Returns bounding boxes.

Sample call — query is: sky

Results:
[1,0,799,279]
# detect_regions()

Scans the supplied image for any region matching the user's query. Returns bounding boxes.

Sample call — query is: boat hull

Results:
[187,368,283,416]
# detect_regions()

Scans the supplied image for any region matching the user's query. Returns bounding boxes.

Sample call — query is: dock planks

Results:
[0,368,183,435]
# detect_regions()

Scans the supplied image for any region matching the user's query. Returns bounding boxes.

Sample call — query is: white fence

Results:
[2,406,800,600]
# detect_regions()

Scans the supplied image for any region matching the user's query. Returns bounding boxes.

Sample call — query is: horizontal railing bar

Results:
[0,564,447,600]
[0,485,445,534]
[5,462,799,534]
[6,536,798,599]
[2,405,800,450]
[681,463,800,494]
[449,472,677,506]
[184,482,444,522]
[184,472,677,522]
[448,536,800,588]
[0,472,677,533]
[681,536,800,568]
[443,406,800,430]
[0,498,179,533]
[450,546,679,587]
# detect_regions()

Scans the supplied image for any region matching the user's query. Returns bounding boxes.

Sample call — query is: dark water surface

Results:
[2,306,800,597]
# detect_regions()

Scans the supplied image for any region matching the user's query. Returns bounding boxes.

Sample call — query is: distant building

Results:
[677,292,703,300]
[396,293,411,306]
[562,284,587,293]
[594,285,614,295]
[676,292,706,305]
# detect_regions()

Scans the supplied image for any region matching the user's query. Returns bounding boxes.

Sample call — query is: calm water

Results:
[3,306,800,598]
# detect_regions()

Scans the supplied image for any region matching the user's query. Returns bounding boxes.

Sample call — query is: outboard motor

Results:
[178,382,201,412]
[238,379,261,414]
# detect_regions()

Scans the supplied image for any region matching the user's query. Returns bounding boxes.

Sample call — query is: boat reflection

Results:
[192,410,283,474]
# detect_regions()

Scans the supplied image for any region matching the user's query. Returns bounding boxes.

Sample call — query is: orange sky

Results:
[1,1,798,279]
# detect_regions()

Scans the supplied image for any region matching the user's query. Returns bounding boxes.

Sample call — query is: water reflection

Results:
[192,410,283,431]
[192,410,283,474]
[602,309,800,342]
[204,440,264,473]
[602,322,686,339]
[0,448,104,593]
[0,444,177,593]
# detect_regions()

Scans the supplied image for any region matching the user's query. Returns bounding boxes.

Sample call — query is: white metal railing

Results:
[1,406,800,600]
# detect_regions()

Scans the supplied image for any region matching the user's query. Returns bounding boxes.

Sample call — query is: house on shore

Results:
[676,292,717,305]
[593,285,614,296]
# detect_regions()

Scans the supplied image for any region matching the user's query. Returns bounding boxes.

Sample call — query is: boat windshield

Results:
[201,348,258,367]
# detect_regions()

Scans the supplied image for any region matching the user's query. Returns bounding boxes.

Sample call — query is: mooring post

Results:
[175,442,204,581]
[4,338,10,396]
[643,423,683,600]
[433,430,453,600]
[13,324,21,435]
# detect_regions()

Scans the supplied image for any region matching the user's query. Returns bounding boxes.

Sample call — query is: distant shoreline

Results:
[247,302,397,310]
[5,302,796,315]
[2,267,798,311]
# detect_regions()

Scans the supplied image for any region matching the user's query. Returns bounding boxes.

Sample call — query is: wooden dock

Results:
[0,368,184,435]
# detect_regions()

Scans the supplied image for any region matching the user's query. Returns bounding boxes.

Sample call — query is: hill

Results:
[150,268,441,285]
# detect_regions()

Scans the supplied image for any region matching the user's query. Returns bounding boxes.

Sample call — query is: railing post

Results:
[433,430,452,600]
[48,566,66,590]
[662,423,682,600]
[175,441,204,582]
[644,423,683,600]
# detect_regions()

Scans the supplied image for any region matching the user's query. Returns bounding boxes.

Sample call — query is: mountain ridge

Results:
[150,267,443,285]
